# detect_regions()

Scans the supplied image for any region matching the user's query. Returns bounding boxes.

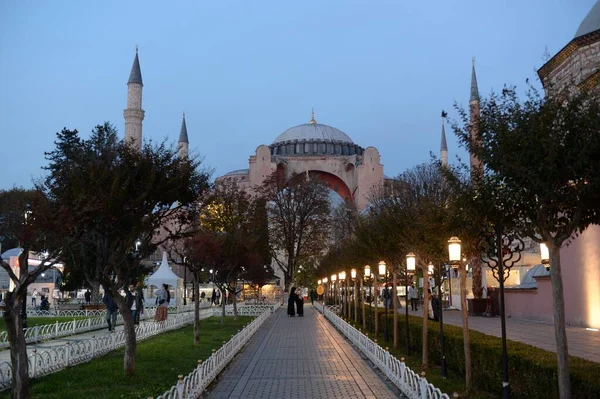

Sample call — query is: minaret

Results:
[124,47,145,151]
[440,111,448,167]
[469,58,483,181]
[178,112,189,159]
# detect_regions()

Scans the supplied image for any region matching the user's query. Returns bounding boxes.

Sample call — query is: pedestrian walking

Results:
[287,287,298,317]
[309,289,317,305]
[215,289,221,305]
[295,287,304,316]
[31,290,38,306]
[103,291,118,332]
[408,284,418,311]
[154,283,170,323]
[211,289,216,305]
[431,293,441,321]
[84,289,91,304]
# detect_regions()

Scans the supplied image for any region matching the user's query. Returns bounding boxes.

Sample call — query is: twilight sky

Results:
[0,0,595,189]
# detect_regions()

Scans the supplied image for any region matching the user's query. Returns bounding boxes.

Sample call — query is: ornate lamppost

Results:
[331,274,338,308]
[322,277,328,304]
[338,271,346,317]
[364,265,371,331]
[351,268,358,324]
[405,253,416,355]
[379,261,389,342]
[431,259,448,378]
[477,226,524,399]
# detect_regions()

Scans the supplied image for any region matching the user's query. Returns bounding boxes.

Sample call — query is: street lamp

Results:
[350,268,358,323]
[322,277,328,304]
[405,253,416,355]
[378,261,389,342]
[477,227,524,399]
[331,274,337,308]
[364,265,372,331]
[540,243,550,271]
[338,271,346,316]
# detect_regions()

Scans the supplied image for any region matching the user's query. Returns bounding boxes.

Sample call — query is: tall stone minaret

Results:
[178,113,189,159]
[440,111,448,167]
[469,58,483,181]
[124,48,144,151]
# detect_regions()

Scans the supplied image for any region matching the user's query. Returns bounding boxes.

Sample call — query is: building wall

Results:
[539,33,600,93]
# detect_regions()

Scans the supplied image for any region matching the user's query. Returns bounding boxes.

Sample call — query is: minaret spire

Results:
[124,48,145,150]
[469,57,483,182]
[440,111,448,167]
[178,112,189,159]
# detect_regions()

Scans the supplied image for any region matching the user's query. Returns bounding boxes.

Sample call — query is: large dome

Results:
[273,123,354,144]
[574,0,600,38]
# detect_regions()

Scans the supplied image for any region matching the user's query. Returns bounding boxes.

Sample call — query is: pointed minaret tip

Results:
[470,57,479,102]
[440,111,448,152]
[128,48,143,85]
[179,113,189,143]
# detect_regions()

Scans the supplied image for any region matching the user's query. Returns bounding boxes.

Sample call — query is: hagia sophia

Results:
[112,1,600,328]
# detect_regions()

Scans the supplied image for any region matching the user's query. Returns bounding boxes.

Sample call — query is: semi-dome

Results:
[575,0,600,38]
[270,111,363,157]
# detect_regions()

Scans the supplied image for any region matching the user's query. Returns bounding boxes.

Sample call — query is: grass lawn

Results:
[0,316,252,399]
[0,317,89,332]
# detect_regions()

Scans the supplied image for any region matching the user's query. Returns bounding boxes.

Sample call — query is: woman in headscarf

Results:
[287,287,298,317]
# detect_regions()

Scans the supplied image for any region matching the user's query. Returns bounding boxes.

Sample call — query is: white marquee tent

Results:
[145,251,182,306]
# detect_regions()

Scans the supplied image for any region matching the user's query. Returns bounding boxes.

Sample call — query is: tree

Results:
[452,86,600,398]
[0,189,67,399]
[0,188,38,251]
[40,123,210,377]
[261,172,331,290]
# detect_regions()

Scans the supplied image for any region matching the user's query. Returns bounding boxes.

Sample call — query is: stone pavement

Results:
[207,306,401,399]
[386,299,600,363]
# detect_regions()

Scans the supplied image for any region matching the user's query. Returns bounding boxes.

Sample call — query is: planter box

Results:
[467,298,492,316]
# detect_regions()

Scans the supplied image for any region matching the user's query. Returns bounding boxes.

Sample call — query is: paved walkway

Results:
[380,300,600,363]
[207,306,400,399]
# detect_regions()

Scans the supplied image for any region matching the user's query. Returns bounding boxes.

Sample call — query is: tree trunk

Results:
[220,288,226,325]
[422,268,429,369]
[90,280,102,304]
[3,293,30,399]
[232,287,238,321]
[193,279,200,345]
[119,302,137,376]
[392,272,398,349]
[549,244,571,399]
[471,258,483,299]
[460,263,472,392]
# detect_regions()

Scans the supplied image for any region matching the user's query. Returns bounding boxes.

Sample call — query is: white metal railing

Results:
[155,308,272,399]
[319,305,449,399]
[0,307,215,391]
[0,303,213,350]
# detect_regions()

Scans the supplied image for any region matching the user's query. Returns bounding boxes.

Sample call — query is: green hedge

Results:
[363,309,600,398]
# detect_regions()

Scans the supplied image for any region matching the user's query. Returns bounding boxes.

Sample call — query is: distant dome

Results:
[575,1,600,38]
[519,264,550,289]
[273,123,353,144]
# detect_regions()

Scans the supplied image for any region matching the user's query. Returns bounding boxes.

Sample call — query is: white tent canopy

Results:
[144,251,182,306]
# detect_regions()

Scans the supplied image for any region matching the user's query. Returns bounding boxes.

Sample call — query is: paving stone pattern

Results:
[207,306,399,399]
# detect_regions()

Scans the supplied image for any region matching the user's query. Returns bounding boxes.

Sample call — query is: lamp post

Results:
[405,253,416,355]
[351,268,358,324]
[364,265,371,332]
[331,274,338,308]
[338,271,346,317]
[433,260,448,378]
[183,256,188,305]
[540,243,550,271]
[322,277,328,304]
[477,227,524,399]
[379,261,388,342]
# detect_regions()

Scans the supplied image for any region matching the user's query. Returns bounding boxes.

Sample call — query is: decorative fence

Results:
[155,308,273,399]
[319,305,449,399]
[0,303,214,350]
[0,307,215,392]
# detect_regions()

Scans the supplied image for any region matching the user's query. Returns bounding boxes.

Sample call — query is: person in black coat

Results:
[295,288,304,317]
[288,287,297,317]
[431,293,441,322]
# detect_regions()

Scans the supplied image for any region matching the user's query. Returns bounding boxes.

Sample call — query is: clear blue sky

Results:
[0,1,595,189]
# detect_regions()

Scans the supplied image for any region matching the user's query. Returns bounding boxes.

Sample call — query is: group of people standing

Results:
[101,281,150,333]
[287,287,304,317]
